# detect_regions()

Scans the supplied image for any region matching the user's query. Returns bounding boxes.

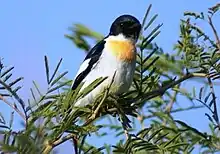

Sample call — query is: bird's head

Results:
[109,15,141,42]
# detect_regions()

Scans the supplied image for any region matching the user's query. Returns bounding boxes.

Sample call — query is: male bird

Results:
[72,15,141,107]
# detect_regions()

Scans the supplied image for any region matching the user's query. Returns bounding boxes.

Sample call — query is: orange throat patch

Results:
[106,40,136,62]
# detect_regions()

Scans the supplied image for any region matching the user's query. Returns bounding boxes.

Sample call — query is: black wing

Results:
[71,39,106,90]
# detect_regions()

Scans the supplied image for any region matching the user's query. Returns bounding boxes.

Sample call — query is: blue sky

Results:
[0,0,220,153]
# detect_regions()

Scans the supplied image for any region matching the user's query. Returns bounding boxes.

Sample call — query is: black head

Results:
[109,15,141,41]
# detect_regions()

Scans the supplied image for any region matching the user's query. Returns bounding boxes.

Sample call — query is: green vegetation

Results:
[0,3,220,154]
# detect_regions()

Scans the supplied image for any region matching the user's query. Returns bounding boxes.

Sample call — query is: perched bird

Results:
[71,15,141,107]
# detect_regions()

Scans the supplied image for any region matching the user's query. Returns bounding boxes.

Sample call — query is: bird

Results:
[71,14,141,107]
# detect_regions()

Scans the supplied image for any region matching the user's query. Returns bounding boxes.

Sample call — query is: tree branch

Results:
[208,16,220,51]
[135,72,207,105]
[165,84,180,114]
[43,133,76,154]
[0,94,26,121]
[0,79,27,123]
[143,105,203,119]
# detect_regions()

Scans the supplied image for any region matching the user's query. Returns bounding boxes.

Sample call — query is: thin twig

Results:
[43,133,76,154]
[137,110,145,129]
[103,73,206,116]
[134,72,207,105]
[72,136,78,154]
[165,84,180,114]
[208,16,220,51]
[0,79,27,123]
[196,98,214,114]
[0,94,26,121]
[207,77,219,127]
[143,105,203,119]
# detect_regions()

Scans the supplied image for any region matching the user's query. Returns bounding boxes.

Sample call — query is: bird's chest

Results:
[105,40,136,62]
[96,45,136,93]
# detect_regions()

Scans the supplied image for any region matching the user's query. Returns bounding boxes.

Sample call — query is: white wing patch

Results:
[74,58,91,79]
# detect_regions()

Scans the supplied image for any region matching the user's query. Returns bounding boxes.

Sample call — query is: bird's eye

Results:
[120,23,124,27]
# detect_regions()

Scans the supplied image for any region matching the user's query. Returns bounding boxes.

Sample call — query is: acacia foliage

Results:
[0,3,220,154]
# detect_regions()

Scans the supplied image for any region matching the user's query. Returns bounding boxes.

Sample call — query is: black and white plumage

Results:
[72,15,141,107]
[71,40,106,90]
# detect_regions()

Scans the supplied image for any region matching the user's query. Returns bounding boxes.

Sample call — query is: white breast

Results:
[74,48,136,107]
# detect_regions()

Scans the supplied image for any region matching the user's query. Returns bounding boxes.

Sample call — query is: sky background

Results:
[0,0,220,153]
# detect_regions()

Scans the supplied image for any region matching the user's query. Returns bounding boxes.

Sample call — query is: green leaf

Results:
[0,112,6,124]
[142,30,161,50]
[204,92,211,103]
[2,73,12,82]
[32,81,42,97]
[166,143,189,150]
[9,112,14,129]
[77,77,107,99]
[73,24,103,40]
[0,125,10,130]
[0,143,18,153]
[175,120,208,138]
[137,127,152,138]
[50,71,68,87]
[163,133,181,147]
[8,77,23,87]
[141,4,152,32]
[199,87,204,100]
[44,56,50,84]
[0,67,14,78]
[49,58,63,84]
[47,80,71,94]
[144,14,159,30]
[147,128,163,142]
[142,56,159,74]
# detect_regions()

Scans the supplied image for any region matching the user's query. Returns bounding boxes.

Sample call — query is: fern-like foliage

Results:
[0,3,220,154]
